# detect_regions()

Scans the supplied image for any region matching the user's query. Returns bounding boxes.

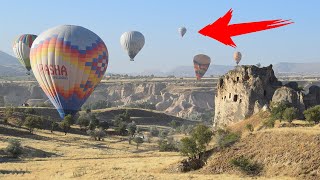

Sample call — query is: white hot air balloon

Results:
[233,51,242,65]
[178,27,187,37]
[120,31,145,61]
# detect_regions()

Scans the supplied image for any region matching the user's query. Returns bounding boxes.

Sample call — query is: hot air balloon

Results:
[178,27,187,37]
[30,25,109,119]
[120,31,145,61]
[12,34,37,74]
[193,54,211,80]
[234,51,242,65]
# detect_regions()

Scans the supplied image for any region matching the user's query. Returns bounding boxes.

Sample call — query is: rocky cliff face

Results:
[0,81,214,118]
[214,65,282,127]
[214,65,320,128]
[88,82,214,117]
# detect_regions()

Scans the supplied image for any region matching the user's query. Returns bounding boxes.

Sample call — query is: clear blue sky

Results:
[1,0,319,73]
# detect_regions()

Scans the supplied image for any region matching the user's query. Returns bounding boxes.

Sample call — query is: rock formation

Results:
[214,65,320,128]
[214,65,282,127]
[0,81,214,118]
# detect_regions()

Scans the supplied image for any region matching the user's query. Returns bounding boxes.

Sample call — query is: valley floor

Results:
[0,124,294,180]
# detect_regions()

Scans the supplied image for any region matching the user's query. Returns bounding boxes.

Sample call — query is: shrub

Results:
[245,124,254,133]
[59,117,71,135]
[263,118,276,128]
[94,128,106,141]
[149,126,159,137]
[24,116,43,134]
[169,120,180,129]
[230,156,262,175]
[127,122,137,137]
[24,108,36,115]
[191,125,213,150]
[179,125,213,160]
[115,122,127,136]
[158,129,169,139]
[179,137,199,159]
[215,129,240,149]
[4,106,15,118]
[99,121,109,130]
[5,139,23,158]
[133,137,144,149]
[185,125,194,135]
[77,114,90,131]
[283,107,298,123]
[304,105,320,124]
[158,139,179,152]
[64,114,74,125]
[270,102,291,121]
[89,114,100,127]
[50,121,59,133]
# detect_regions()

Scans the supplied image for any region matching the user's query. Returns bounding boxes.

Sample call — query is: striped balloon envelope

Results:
[12,34,37,72]
[30,25,109,119]
[193,54,211,80]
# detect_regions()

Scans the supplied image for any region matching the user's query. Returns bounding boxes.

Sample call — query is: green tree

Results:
[270,102,291,121]
[5,139,23,158]
[24,116,43,134]
[51,121,59,133]
[190,124,213,158]
[304,105,320,124]
[94,128,106,141]
[77,114,90,131]
[179,124,213,160]
[215,129,240,149]
[59,115,73,135]
[127,122,137,137]
[24,108,36,115]
[169,120,180,129]
[99,121,109,130]
[283,107,298,123]
[149,126,159,137]
[133,137,144,149]
[179,137,199,159]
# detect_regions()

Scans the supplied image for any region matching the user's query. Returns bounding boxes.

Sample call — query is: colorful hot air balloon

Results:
[193,54,211,80]
[12,34,37,74]
[120,31,145,61]
[234,51,242,65]
[178,27,187,37]
[30,25,109,119]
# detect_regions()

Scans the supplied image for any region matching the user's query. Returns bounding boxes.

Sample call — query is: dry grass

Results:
[0,124,243,180]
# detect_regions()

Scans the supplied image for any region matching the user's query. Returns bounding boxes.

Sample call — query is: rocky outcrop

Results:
[214,65,282,127]
[304,85,320,109]
[271,86,305,117]
[214,64,320,128]
[0,81,214,118]
[91,82,214,117]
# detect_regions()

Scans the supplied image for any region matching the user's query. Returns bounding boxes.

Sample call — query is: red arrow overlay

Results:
[198,9,293,48]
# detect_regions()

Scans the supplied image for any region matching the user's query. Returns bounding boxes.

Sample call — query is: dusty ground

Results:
[0,124,247,180]
[201,112,320,180]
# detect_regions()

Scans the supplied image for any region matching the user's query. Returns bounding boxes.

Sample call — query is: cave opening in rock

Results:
[239,99,242,103]
[237,77,239,82]
[233,95,238,102]
[220,79,224,87]
[229,93,231,98]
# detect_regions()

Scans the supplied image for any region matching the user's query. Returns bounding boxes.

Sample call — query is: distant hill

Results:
[274,62,320,75]
[0,51,25,76]
[1,49,319,77]
[130,62,320,77]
